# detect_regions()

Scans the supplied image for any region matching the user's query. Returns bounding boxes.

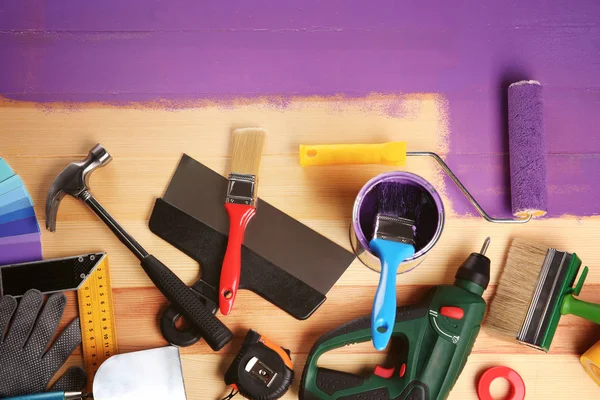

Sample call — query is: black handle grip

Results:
[140,255,233,350]
[161,280,219,347]
[315,368,365,395]
[314,369,428,400]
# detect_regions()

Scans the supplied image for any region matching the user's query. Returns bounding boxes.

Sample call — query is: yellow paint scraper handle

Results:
[299,142,407,167]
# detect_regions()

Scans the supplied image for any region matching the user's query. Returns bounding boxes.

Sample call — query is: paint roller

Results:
[507,80,547,218]
[299,80,548,223]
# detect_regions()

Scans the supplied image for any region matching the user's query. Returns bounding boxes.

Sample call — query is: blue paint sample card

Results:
[0,157,43,265]
[0,216,40,238]
[0,196,34,216]
[0,186,30,208]
[0,232,42,265]
[0,158,15,183]
[0,175,24,196]
[0,206,36,224]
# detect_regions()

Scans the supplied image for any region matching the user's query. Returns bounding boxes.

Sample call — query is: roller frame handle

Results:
[562,293,600,324]
[369,239,415,351]
[220,202,256,315]
[299,143,407,167]
[141,255,233,350]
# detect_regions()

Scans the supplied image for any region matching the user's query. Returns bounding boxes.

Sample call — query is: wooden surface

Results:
[2,96,599,399]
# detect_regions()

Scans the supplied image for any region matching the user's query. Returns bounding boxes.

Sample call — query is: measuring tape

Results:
[77,253,119,390]
[224,329,293,400]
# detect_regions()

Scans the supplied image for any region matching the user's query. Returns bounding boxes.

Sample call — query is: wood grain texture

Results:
[1,98,599,398]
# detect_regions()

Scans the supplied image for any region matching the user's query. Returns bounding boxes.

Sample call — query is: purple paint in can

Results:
[350,172,445,273]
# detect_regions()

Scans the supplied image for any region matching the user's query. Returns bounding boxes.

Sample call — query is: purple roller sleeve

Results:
[508,80,548,218]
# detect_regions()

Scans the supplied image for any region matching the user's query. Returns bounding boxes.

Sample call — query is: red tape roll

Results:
[477,366,526,400]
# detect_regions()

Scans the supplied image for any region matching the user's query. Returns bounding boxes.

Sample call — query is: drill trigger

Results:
[374,365,394,379]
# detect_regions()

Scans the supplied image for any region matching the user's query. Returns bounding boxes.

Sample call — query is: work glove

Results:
[0,289,86,397]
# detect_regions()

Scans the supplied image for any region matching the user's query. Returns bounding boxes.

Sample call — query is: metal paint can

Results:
[350,171,445,273]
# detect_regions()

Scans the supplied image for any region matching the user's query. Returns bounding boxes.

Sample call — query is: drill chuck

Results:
[455,237,491,290]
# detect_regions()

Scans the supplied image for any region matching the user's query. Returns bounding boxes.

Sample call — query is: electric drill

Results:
[300,238,491,400]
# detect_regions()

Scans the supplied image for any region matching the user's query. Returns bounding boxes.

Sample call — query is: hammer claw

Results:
[45,189,66,232]
[44,144,112,232]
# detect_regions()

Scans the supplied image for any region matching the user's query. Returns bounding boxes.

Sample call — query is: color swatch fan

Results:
[0,157,42,265]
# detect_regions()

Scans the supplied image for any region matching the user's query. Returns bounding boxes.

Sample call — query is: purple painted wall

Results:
[1,0,599,217]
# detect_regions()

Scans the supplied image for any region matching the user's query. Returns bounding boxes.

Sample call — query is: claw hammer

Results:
[45,144,233,351]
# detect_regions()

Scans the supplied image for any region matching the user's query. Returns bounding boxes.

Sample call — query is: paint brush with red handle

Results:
[220,128,266,315]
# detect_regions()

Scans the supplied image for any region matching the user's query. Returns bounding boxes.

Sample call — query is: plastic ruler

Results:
[77,254,119,390]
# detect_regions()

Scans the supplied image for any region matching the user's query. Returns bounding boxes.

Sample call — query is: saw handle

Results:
[141,255,233,350]
[299,143,407,167]
[220,203,256,315]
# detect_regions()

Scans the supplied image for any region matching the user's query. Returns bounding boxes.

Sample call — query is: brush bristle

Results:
[485,238,548,341]
[376,182,423,224]
[230,128,266,175]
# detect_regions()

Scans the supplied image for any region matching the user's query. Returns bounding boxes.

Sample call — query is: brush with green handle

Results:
[562,294,600,323]
[561,267,600,323]
[487,238,600,352]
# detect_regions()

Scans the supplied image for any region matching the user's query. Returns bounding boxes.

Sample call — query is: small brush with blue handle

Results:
[370,183,422,350]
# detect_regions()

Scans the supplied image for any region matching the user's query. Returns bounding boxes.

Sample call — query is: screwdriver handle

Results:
[2,392,76,400]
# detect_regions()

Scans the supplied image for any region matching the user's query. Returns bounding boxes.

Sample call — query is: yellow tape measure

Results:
[77,254,119,389]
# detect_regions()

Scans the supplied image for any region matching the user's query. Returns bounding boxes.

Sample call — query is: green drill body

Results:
[300,242,490,400]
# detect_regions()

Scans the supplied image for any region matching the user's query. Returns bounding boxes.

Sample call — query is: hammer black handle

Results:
[85,195,233,350]
[141,255,233,350]
[86,195,149,260]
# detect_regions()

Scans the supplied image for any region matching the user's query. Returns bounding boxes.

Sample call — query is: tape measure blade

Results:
[77,254,119,391]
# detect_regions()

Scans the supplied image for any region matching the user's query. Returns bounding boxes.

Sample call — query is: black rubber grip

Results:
[399,382,428,400]
[316,368,364,395]
[339,388,391,400]
[140,255,233,350]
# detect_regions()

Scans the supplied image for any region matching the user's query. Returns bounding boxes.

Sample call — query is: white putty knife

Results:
[93,346,187,400]
[6,346,187,400]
